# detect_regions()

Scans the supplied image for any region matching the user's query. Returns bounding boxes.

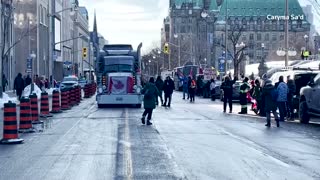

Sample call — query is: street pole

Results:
[81,41,84,78]
[50,0,55,87]
[224,0,228,75]
[285,0,289,67]
[178,37,181,67]
[89,42,92,82]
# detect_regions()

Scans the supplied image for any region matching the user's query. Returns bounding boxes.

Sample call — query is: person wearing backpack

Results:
[189,78,197,102]
[141,77,159,125]
[238,77,250,114]
[276,76,289,122]
[262,80,280,127]
[163,76,175,107]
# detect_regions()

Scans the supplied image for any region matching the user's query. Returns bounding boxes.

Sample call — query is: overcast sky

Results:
[80,0,168,52]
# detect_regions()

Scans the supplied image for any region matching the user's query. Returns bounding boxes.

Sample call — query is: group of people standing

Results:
[140,76,174,125]
[220,74,296,127]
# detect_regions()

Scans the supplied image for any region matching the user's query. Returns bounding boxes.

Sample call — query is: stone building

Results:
[168,0,311,73]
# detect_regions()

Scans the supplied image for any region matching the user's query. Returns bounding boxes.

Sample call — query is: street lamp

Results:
[276,47,297,64]
[304,34,309,50]
[258,43,267,77]
[173,34,181,67]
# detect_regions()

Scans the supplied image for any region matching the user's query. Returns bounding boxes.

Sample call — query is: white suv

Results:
[299,73,320,123]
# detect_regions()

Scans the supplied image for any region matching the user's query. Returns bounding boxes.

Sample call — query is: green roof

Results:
[172,0,306,18]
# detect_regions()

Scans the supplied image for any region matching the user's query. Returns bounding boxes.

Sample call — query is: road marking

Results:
[124,108,133,180]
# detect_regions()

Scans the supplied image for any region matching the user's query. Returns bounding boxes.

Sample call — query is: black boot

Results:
[141,117,145,125]
[276,120,280,127]
[265,123,271,127]
[147,120,152,125]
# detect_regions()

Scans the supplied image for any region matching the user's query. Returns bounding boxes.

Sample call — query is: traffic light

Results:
[82,47,87,58]
[164,43,169,54]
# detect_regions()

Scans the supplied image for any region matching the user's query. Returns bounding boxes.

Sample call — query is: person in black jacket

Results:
[155,76,164,105]
[221,76,235,113]
[25,75,32,87]
[14,73,25,100]
[162,76,174,107]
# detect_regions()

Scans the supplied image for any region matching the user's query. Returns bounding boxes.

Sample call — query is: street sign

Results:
[203,68,215,80]
[26,58,32,74]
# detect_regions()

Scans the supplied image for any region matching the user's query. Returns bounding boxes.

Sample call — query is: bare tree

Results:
[216,24,248,77]
[0,1,36,97]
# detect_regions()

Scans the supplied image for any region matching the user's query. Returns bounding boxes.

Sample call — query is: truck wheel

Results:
[299,101,310,124]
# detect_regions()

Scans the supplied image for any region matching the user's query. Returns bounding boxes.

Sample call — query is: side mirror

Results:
[308,81,315,87]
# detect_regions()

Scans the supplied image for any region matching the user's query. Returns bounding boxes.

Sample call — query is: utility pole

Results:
[224,0,228,75]
[89,42,92,82]
[49,0,55,87]
[285,0,289,67]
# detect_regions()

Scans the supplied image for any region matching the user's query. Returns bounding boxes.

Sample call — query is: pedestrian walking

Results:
[155,76,164,105]
[287,76,296,120]
[210,79,216,101]
[221,76,234,113]
[238,77,250,114]
[162,76,174,107]
[262,80,280,127]
[276,76,289,121]
[203,80,210,98]
[25,75,32,87]
[253,79,262,114]
[2,74,8,92]
[182,76,189,100]
[141,77,159,125]
[189,78,197,102]
[14,73,25,100]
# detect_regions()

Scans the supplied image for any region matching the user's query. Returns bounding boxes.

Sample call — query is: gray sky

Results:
[80,0,168,52]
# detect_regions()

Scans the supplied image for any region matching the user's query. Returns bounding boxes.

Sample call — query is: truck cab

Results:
[96,44,143,108]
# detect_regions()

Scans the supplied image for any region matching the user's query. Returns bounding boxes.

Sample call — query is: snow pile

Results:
[22,83,42,99]
[45,88,59,95]
[0,93,18,109]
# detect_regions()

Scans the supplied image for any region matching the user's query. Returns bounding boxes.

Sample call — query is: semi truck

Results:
[96,43,143,108]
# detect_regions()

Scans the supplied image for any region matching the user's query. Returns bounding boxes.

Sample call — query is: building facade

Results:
[168,0,311,73]
[13,0,50,80]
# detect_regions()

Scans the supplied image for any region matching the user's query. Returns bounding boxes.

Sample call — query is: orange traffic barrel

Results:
[70,87,77,106]
[29,93,41,124]
[51,90,62,113]
[84,84,89,98]
[61,88,71,110]
[40,92,53,118]
[77,85,81,103]
[19,97,35,133]
[0,101,24,144]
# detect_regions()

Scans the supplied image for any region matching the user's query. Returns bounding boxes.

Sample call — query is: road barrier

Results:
[70,87,76,106]
[0,101,24,144]
[19,97,35,133]
[40,92,52,118]
[84,84,90,98]
[61,89,71,110]
[29,93,42,124]
[76,86,81,104]
[51,90,62,113]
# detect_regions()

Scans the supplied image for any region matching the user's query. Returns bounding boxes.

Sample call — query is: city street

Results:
[0,93,320,180]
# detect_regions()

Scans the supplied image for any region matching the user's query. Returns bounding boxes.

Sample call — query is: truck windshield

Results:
[105,64,133,73]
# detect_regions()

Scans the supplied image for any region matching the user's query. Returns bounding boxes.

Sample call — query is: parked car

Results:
[299,73,320,123]
[78,78,87,89]
[220,80,242,101]
[60,76,79,90]
[270,70,319,111]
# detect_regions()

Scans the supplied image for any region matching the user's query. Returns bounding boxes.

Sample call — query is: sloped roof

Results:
[172,0,306,18]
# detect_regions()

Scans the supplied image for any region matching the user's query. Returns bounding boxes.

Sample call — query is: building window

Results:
[242,34,247,41]
[272,20,277,31]
[249,33,254,40]
[280,34,284,40]
[272,33,277,41]
[265,33,269,41]
[43,7,46,25]
[257,33,261,41]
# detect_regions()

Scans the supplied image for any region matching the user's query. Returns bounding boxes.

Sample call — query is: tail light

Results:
[102,76,107,85]
[127,76,134,93]
[132,76,136,85]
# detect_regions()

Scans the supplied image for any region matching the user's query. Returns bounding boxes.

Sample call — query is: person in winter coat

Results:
[162,76,175,107]
[220,76,235,113]
[262,80,280,127]
[210,79,216,101]
[155,76,164,105]
[141,77,159,125]
[286,76,296,120]
[276,76,289,121]
[253,79,262,114]
[25,75,32,87]
[2,74,8,92]
[239,77,251,114]
[189,78,197,102]
[182,76,189,100]
[14,73,25,100]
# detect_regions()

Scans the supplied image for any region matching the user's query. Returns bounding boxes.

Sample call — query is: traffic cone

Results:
[51,90,62,113]
[61,88,71,110]
[0,101,24,144]
[29,93,43,124]
[40,92,53,118]
[19,97,35,133]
